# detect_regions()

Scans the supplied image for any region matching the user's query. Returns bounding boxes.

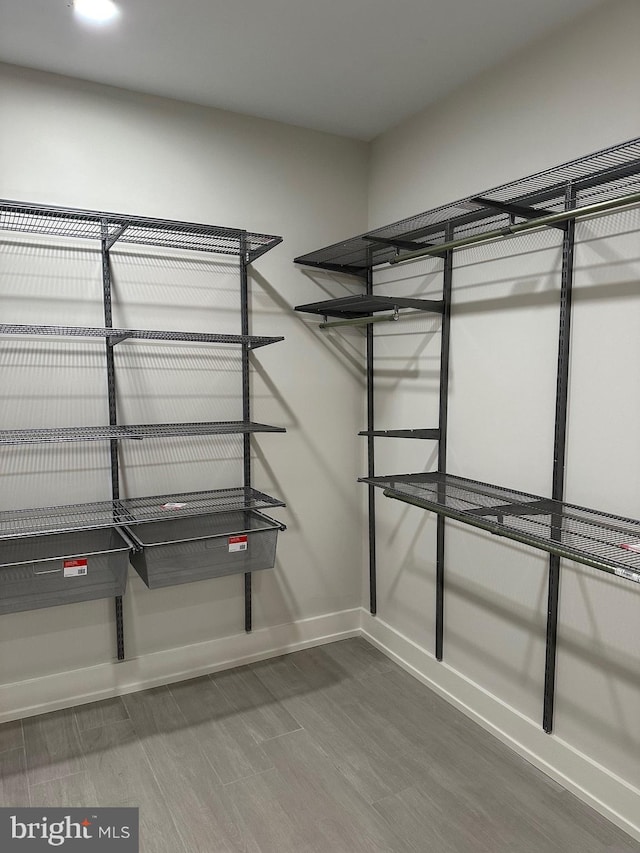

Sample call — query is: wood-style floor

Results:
[1,638,638,852]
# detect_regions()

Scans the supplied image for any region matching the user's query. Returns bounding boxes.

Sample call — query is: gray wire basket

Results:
[0,528,130,615]
[126,510,283,589]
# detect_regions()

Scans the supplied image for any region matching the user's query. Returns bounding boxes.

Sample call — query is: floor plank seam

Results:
[221,766,275,788]
[257,726,304,745]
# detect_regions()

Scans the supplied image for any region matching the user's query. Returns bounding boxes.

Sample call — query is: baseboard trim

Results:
[360,609,640,844]
[0,607,361,724]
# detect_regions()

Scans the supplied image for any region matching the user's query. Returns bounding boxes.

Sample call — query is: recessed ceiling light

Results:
[73,0,120,24]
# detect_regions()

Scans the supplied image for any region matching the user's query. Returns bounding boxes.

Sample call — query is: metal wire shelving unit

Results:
[294,136,640,733]
[0,199,285,659]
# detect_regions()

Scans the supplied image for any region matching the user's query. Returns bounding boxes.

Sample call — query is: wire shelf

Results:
[0,421,286,445]
[358,429,440,439]
[0,200,282,261]
[0,488,286,540]
[294,294,444,318]
[0,323,284,350]
[295,137,640,274]
[360,472,640,583]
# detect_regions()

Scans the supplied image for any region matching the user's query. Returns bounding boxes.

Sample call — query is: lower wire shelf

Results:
[359,472,640,584]
[0,487,286,539]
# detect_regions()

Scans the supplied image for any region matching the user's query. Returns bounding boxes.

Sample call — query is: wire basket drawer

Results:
[0,528,130,615]
[126,510,282,589]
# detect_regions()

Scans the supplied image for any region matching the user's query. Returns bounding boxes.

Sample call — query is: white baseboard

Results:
[361,609,640,844]
[0,607,360,724]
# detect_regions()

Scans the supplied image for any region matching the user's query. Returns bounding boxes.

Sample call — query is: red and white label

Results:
[63,558,88,578]
[620,543,640,554]
[161,502,187,511]
[615,567,640,584]
[228,535,248,553]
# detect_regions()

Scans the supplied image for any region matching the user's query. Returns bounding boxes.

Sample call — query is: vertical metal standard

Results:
[435,225,454,661]
[240,234,252,632]
[101,222,125,661]
[543,183,576,733]
[365,251,377,615]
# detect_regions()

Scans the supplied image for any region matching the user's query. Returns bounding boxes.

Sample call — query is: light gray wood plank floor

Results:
[2,638,638,853]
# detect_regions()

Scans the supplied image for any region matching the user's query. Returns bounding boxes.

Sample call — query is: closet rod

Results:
[390,189,640,265]
[319,311,399,330]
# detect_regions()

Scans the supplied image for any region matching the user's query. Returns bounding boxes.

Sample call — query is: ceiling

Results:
[0,0,606,140]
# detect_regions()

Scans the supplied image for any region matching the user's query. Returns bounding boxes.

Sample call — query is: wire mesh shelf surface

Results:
[360,472,640,583]
[0,323,283,349]
[295,137,640,274]
[295,294,444,318]
[0,421,286,445]
[0,200,282,260]
[358,429,440,439]
[0,487,285,539]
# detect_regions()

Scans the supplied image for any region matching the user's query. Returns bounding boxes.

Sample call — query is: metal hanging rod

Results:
[389,189,640,266]
[319,309,399,330]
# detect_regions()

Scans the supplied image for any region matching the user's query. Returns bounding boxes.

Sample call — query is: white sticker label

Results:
[161,502,187,510]
[620,542,640,553]
[615,567,640,584]
[64,558,88,578]
[229,535,248,553]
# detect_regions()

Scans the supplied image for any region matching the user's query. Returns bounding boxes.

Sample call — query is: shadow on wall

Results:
[254,267,367,381]
[376,504,640,758]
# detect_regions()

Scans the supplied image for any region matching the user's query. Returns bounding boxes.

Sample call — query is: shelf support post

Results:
[366,248,377,615]
[436,224,454,661]
[101,219,125,662]
[240,234,252,632]
[543,182,576,733]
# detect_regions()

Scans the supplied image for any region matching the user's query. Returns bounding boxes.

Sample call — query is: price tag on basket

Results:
[63,558,88,578]
[228,535,248,553]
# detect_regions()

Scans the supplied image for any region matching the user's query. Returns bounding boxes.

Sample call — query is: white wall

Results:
[0,63,368,707]
[366,0,640,838]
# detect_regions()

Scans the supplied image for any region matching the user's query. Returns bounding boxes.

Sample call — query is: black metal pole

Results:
[365,252,377,615]
[543,183,576,733]
[436,225,454,661]
[240,235,252,632]
[101,222,125,661]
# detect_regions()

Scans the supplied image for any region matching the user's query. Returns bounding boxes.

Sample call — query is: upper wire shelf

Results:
[0,487,286,539]
[294,137,640,276]
[360,472,640,584]
[0,421,286,445]
[0,199,282,262]
[0,323,283,350]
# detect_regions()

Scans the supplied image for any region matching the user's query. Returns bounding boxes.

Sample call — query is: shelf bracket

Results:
[362,234,442,253]
[108,333,133,346]
[105,223,129,250]
[470,197,567,230]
